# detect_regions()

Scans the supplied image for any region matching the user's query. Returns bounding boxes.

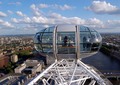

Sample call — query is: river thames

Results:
[82,52,120,85]
[82,52,120,71]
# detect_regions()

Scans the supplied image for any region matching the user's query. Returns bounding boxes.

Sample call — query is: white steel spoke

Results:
[28,59,108,85]
[69,64,77,85]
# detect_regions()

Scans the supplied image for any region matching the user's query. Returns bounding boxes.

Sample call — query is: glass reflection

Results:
[79,26,102,52]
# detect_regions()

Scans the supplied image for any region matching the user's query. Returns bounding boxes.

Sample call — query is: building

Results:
[0,54,9,68]
[14,63,26,73]
[14,60,42,74]
[11,54,18,63]
[0,74,26,85]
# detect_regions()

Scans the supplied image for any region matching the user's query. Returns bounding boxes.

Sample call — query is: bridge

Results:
[101,71,120,78]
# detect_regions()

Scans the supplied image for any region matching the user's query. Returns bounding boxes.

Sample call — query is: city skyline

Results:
[0,0,120,35]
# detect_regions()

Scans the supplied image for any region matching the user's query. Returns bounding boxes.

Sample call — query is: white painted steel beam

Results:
[27,59,107,85]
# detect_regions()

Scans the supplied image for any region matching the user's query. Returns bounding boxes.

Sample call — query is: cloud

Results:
[39,4,49,8]
[0,19,14,28]
[32,16,49,24]
[49,13,64,19]
[0,11,7,17]
[10,4,120,33]
[53,4,73,10]
[16,11,26,17]
[12,10,120,33]
[39,4,74,10]
[11,18,19,23]
[30,3,74,18]
[12,17,31,23]
[7,10,13,14]
[8,2,21,5]
[11,4,104,30]
[85,18,104,28]
[12,11,102,29]
[30,4,42,16]
[86,1,120,15]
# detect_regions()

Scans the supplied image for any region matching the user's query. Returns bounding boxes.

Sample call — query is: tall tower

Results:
[28,25,112,85]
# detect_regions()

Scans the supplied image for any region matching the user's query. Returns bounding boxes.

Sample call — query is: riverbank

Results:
[100,45,120,61]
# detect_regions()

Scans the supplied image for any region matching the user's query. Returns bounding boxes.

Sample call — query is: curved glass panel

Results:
[91,31,102,42]
[34,33,41,43]
[79,26,102,52]
[88,28,96,32]
[40,27,55,53]
[44,26,55,32]
[42,32,53,53]
[34,27,54,53]
[80,26,89,32]
[80,26,91,52]
[34,32,43,52]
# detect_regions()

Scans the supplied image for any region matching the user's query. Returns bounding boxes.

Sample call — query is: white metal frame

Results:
[28,59,106,85]
[76,25,80,60]
[53,25,57,60]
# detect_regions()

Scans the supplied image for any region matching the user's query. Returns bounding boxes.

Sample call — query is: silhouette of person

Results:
[37,34,41,43]
[63,36,68,46]
[83,36,87,50]
[86,36,91,51]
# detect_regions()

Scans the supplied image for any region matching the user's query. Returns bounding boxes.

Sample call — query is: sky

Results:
[0,0,120,35]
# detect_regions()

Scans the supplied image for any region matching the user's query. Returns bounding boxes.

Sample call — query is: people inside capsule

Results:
[63,36,68,46]
[37,34,41,43]
[83,36,92,51]
[86,36,91,51]
[83,36,87,50]
[63,36,74,47]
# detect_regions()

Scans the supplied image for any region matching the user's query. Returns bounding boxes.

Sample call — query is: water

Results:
[82,52,120,71]
[82,52,120,85]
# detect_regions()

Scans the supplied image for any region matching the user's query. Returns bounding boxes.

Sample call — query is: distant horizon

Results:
[0,34,34,36]
[0,32,120,36]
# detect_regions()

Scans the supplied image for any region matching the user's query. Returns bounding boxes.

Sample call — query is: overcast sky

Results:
[0,0,120,35]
